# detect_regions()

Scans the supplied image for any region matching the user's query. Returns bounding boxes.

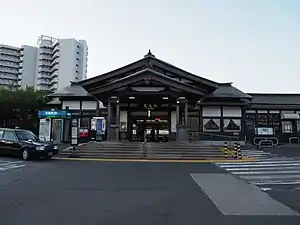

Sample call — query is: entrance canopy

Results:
[80,50,219,104]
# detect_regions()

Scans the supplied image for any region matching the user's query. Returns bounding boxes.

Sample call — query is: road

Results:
[0,156,299,225]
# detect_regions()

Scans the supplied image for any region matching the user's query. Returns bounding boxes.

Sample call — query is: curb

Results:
[52,157,259,163]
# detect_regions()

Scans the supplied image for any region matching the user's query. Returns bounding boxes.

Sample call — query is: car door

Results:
[0,129,5,154]
[2,130,20,156]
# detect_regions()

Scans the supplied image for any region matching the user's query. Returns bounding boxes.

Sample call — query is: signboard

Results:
[71,118,78,145]
[39,119,51,141]
[255,127,274,136]
[38,110,71,119]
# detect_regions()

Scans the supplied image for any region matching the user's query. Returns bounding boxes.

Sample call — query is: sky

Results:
[1,0,299,93]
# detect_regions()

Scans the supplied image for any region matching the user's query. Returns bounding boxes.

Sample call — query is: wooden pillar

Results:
[116,99,120,141]
[184,99,188,127]
[176,101,180,126]
[107,100,111,141]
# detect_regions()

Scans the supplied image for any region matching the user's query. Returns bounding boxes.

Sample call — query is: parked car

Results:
[0,128,59,160]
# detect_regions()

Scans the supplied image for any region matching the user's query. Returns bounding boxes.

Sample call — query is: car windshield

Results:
[15,130,39,141]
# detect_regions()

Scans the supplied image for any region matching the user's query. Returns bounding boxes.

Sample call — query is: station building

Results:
[48,50,300,144]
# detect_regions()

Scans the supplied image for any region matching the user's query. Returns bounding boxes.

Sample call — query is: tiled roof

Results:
[248,93,300,105]
[206,83,252,99]
[49,82,92,97]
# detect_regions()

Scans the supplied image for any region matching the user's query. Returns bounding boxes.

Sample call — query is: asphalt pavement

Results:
[0,156,299,225]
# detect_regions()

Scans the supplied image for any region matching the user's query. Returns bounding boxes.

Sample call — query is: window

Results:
[244,113,256,130]
[3,130,18,141]
[257,114,268,127]
[223,119,241,132]
[203,119,220,132]
[282,121,293,133]
[0,130,4,138]
[80,118,90,128]
[15,130,38,141]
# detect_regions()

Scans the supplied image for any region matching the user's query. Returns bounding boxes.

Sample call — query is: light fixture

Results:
[176,100,179,104]
[129,96,135,99]
[162,97,168,100]
[148,110,151,117]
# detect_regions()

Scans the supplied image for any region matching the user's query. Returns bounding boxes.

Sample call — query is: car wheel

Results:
[22,149,29,160]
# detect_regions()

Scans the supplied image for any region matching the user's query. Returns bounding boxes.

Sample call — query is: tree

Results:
[0,86,49,131]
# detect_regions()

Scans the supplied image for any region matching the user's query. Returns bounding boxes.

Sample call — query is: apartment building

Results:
[36,35,88,92]
[0,44,22,88]
[0,35,88,92]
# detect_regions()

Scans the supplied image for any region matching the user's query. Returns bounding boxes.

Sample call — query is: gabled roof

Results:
[87,68,206,96]
[80,50,218,91]
[49,82,93,97]
[205,83,252,99]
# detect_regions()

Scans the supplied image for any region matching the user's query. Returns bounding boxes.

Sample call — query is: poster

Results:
[39,119,51,142]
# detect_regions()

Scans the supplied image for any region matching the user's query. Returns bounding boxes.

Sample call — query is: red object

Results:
[79,127,89,138]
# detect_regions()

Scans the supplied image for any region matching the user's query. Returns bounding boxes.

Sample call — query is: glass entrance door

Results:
[129,111,169,142]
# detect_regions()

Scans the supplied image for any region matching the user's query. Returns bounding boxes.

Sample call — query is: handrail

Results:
[253,137,278,146]
[258,140,274,149]
[289,137,300,144]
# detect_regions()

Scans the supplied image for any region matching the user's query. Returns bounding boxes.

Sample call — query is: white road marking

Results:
[214,152,300,189]
[0,160,26,172]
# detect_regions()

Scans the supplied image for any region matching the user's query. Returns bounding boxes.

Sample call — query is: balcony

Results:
[51,70,59,79]
[38,67,51,73]
[50,83,58,92]
[39,54,52,61]
[51,64,59,72]
[0,56,20,63]
[52,50,60,59]
[53,44,60,54]
[50,78,58,85]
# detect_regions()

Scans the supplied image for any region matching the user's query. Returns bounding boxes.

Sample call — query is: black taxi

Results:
[0,128,59,160]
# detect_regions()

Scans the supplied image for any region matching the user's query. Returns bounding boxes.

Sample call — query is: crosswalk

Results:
[0,160,26,172]
[241,149,277,159]
[215,156,300,190]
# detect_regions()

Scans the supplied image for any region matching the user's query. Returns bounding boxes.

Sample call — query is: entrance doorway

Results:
[129,111,169,142]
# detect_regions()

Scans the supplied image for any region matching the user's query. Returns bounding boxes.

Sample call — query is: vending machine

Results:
[91,117,106,141]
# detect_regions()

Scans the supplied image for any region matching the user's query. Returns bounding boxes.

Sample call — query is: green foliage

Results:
[0,86,50,130]
[0,86,49,108]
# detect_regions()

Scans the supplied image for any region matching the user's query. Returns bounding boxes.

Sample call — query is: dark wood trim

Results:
[79,59,146,87]
[88,69,206,96]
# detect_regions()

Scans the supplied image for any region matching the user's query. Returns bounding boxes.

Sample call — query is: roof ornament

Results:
[144,49,155,58]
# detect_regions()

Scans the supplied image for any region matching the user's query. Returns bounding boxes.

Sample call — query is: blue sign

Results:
[38,110,71,119]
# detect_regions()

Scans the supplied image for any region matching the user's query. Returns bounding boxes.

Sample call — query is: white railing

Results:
[253,137,279,146]
[289,137,300,144]
[258,139,274,149]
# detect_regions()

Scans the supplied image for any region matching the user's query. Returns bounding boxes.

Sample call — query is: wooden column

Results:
[107,100,111,141]
[184,99,188,127]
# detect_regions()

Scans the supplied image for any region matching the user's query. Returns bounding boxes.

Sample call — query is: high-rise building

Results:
[35,35,88,92]
[0,35,88,92]
[0,44,22,89]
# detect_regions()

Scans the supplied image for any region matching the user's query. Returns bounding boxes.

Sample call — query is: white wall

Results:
[78,40,88,80]
[20,45,37,88]
[202,106,221,117]
[62,100,80,110]
[171,111,177,132]
[222,106,242,117]
[81,101,97,110]
[57,39,78,90]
